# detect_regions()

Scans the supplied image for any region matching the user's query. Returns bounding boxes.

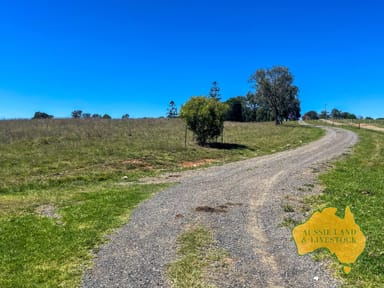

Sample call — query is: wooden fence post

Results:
[184,125,188,148]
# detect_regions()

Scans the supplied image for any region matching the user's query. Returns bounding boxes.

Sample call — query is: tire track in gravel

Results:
[82,126,357,288]
[248,172,285,288]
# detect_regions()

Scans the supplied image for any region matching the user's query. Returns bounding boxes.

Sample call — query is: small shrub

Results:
[180,96,228,145]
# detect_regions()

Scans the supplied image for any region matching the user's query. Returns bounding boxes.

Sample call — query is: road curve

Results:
[82,126,357,288]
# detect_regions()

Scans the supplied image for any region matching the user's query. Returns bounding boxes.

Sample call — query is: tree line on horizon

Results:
[303,108,378,121]
[32,110,130,120]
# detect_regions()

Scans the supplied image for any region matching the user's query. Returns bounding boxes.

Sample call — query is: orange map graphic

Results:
[292,206,366,274]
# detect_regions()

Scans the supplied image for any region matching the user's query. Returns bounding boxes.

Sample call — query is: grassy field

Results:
[0,118,323,194]
[0,118,323,287]
[310,122,384,287]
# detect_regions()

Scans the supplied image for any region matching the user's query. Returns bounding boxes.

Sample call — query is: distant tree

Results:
[331,108,342,119]
[286,98,301,120]
[166,100,178,118]
[319,110,329,119]
[82,113,91,119]
[71,110,82,118]
[365,117,373,120]
[243,92,259,121]
[209,81,221,100]
[341,112,357,119]
[225,93,276,122]
[303,110,319,120]
[254,106,270,122]
[102,114,112,119]
[180,96,228,145]
[226,96,245,122]
[92,114,102,118]
[32,112,54,119]
[122,114,130,119]
[249,66,300,125]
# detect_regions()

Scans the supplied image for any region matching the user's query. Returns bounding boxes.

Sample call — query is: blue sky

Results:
[0,0,383,119]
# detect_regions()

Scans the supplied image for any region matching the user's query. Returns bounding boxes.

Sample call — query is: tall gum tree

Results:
[249,66,300,125]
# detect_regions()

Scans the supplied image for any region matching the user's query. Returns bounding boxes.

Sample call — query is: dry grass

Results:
[0,118,323,194]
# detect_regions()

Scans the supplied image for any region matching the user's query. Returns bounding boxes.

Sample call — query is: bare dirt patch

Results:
[35,204,62,221]
[180,159,216,168]
[195,203,243,213]
[121,159,154,169]
[359,123,384,132]
[195,205,228,213]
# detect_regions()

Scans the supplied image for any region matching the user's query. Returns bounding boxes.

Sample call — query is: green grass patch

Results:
[0,183,168,287]
[282,203,295,213]
[280,216,300,228]
[310,127,384,287]
[167,225,228,288]
[0,118,323,287]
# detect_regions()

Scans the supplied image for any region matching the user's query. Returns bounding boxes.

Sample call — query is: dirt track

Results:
[82,126,357,288]
[321,119,384,133]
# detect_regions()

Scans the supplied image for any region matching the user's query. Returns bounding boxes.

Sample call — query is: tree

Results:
[319,110,329,119]
[71,110,82,118]
[122,114,130,119]
[166,100,178,118]
[249,66,300,125]
[209,81,221,100]
[224,93,276,123]
[92,114,102,118]
[341,112,356,119]
[303,110,319,120]
[244,92,259,121]
[32,112,53,119]
[180,96,228,145]
[287,98,301,120]
[82,113,91,119]
[331,108,342,119]
[225,96,245,122]
[102,114,112,119]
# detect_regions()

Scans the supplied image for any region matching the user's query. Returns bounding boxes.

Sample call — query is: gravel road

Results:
[82,126,357,288]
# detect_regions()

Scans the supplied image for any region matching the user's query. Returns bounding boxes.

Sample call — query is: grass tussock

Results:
[168,225,228,288]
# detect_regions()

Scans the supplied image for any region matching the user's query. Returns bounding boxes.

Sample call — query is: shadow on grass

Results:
[206,142,252,150]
